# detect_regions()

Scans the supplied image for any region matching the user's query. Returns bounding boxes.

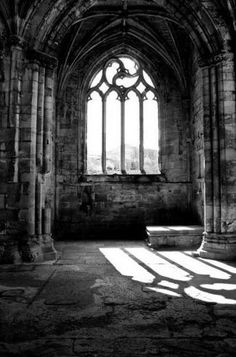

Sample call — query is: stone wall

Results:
[56,178,193,239]
[55,61,196,239]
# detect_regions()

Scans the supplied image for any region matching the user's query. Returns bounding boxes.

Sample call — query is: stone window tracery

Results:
[86,55,159,175]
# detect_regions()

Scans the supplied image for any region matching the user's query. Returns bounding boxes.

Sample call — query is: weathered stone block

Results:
[146,225,203,248]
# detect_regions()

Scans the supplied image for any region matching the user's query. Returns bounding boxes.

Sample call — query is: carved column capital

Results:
[8,35,26,48]
[26,48,58,69]
[198,51,235,68]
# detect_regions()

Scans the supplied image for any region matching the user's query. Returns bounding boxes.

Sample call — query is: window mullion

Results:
[102,97,107,174]
[121,99,126,174]
[139,99,144,174]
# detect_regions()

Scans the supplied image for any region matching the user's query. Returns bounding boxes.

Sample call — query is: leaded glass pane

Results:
[87,91,102,174]
[87,56,159,175]
[144,91,159,174]
[125,91,140,173]
[106,91,121,174]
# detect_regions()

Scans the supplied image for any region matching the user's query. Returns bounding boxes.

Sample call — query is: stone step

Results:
[146,225,204,249]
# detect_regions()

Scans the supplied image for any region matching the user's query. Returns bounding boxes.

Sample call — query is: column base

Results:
[197,232,236,261]
[0,234,58,263]
[19,234,58,263]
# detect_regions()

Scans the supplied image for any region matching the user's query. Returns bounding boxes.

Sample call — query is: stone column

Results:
[0,37,23,263]
[210,65,221,233]
[217,53,236,235]
[36,67,45,237]
[3,36,23,183]
[198,52,236,260]
[8,45,22,182]
[28,62,39,237]
[16,59,40,262]
[44,67,54,174]
[18,49,57,262]
[201,65,214,233]
[41,58,57,260]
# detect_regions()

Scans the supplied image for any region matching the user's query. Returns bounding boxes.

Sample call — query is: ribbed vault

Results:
[0,0,234,94]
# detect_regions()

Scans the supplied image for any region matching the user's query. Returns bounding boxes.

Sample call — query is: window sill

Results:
[78,174,167,183]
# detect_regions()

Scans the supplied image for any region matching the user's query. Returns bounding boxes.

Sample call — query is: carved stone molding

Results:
[198,51,234,68]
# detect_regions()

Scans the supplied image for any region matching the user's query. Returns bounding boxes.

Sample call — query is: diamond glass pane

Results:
[137,82,146,93]
[99,82,109,94]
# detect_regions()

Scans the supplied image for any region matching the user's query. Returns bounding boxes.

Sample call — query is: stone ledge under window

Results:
[78,174,167,183]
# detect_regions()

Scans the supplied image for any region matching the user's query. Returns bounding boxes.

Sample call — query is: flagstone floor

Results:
[1,240,236,356]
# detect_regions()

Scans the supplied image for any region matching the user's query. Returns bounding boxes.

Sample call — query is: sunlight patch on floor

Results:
[200,283,236,291]
[147,287,182,297]
[158,251,231,280]
[185,286,236,304]
[99,248,155,283]
[199,258,236,274]
[125,247,192,282]
[158,280,179,290]
[100,246,236,305]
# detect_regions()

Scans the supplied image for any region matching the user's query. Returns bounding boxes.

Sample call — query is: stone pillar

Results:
[198,52,236,260]
[37,53,57,261]
[44,67,53,174]
[0,37,23,263]
[182,98,191,182]
[35,67,45,237]
[17,60,40,261]
[18,49,57,262]
[201,65,214,233]
[8,40,23,183]
[37,67,45,169]
[40,63,57,260]
[28,62,39,236]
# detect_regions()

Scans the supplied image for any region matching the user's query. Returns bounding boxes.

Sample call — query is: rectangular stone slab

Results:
[146,225,203,248]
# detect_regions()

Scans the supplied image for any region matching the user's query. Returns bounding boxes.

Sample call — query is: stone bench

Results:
[146,225,204,249]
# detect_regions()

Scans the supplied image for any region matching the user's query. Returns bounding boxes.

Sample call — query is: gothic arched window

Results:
[86,56,159,175]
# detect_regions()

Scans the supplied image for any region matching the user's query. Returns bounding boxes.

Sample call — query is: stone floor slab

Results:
[1,240,236,356]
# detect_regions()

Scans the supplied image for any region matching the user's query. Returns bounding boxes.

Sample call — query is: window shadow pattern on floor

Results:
[100,247,236,305]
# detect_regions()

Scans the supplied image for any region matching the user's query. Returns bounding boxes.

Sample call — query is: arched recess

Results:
[81,51,161,176]
[53,1,236,259]
[25,0,228,58]
[54,33,195,240]
[0,0,235,261]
